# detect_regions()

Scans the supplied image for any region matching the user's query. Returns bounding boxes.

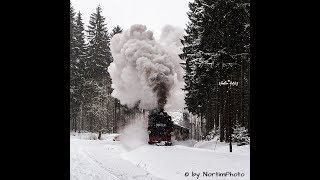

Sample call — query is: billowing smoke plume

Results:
[108,24,185,111]
[159,25,184,53]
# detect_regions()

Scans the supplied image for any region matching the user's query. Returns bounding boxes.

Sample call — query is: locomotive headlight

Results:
[148,130,151,134]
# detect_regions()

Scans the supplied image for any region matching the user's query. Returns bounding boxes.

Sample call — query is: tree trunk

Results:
[89,113,93,132]
[73,117,76,132]
[220,86,225,142]
[240,61,244,127]
[214,78,219,131]
[119,104,122,128]
[79,103,83,133]
[114,99,117,133]
[228,86,232,152]
[225,88,229,143]
[74,113,78,132]
[98,130,101,140]
[215,95,219,131]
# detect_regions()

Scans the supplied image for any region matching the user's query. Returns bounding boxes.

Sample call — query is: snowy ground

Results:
[71,133,250,180]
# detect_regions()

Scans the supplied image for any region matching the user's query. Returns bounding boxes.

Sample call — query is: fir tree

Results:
[82,5,114,132]
[110,25,123,38]
[181,0,250,142]
[180,0,205,116]
[86,5,112,82]
[71,11,87,132]
[232,122,250,145]
[70,3,77,131]
[70,4,76,62]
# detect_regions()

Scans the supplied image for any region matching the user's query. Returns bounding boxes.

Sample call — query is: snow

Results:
[167,110,190,129]
[71,133,250,180]
[70,132,118,140]
[172,139,198,147]
[122,144,250,180]
[167,111,183,125]
[71,136,162,180]
[193,140,250,156]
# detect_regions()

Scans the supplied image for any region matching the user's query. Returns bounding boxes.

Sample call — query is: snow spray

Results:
[118,116,149,150]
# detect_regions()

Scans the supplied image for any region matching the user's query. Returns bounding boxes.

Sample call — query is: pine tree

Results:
[110,25,123,38]
[181,0,211,139]
[70,3,77,131]
[71,11,87,132]
[82,5,114,133]
[74,12,86,62]
[181,0,250,142]
[86,5,112,82]
[70,4,76,62]
[180,0,205,115]
[232,122,250,145]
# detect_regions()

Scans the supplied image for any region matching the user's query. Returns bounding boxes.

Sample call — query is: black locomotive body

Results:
[148,109,174,146]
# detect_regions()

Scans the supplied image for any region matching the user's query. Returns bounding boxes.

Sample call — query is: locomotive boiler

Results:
[147,108,174,146]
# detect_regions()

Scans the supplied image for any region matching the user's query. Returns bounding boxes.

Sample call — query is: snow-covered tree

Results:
[206,128,220,141]
[181,0,250,142]
[232,122,250,145]
[180,0,205,116]
[80,6,113,133]
[70,5,122,135]
[71,11,87,132]
[87,80,114,138]
[70,3,78,131]
[70,3,76,62]
[86,5,112,82]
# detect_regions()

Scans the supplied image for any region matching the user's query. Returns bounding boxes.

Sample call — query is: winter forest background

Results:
[70,0,250,144]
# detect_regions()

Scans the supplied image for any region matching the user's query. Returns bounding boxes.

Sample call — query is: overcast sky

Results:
[71,0,192,39]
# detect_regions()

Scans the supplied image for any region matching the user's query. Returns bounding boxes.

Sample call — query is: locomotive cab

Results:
[148,108,173,146]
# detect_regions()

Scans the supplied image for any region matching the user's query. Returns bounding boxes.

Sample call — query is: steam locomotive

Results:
[147,108,174,146]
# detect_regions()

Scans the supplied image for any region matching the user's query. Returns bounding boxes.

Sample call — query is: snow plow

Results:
[147,108,174,146]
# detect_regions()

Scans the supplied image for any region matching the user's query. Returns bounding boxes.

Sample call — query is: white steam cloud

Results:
[108,24,185,111]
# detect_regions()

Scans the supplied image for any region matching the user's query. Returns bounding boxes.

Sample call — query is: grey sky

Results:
[71,0,192,39]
